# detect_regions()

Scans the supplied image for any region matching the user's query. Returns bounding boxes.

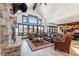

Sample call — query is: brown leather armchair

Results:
[54,34,73,53]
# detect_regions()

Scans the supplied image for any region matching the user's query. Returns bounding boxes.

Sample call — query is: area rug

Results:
[26,39,53,51]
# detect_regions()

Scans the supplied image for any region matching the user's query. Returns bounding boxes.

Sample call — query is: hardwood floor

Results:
[21,38,79,56]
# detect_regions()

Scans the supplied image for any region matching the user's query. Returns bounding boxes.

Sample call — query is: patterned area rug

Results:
[26,39,53,51]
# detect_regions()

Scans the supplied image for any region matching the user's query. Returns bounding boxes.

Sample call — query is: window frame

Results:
[28,15,38,24]
[38,18,42,25]
[18,23,24,36]
[22,15,28,23]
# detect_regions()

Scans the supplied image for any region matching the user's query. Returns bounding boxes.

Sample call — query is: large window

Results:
[53,27,58,33]
[29,26,33,33]
[22,15,42,25]
[28,15,38,24]
[38,19,42,25]
[22,15,28,23]
[18,24,23,35]
[47,27,49,33]
[47,26,58,33]
[23,25,28,35]
[18,15,43,36]
[34,26,37,33]
[38,26,41,34]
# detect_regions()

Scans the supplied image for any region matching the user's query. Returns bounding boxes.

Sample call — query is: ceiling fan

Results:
[33,3,47,10]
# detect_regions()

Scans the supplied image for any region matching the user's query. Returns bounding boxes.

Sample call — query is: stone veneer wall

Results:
[0,4,17,55]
